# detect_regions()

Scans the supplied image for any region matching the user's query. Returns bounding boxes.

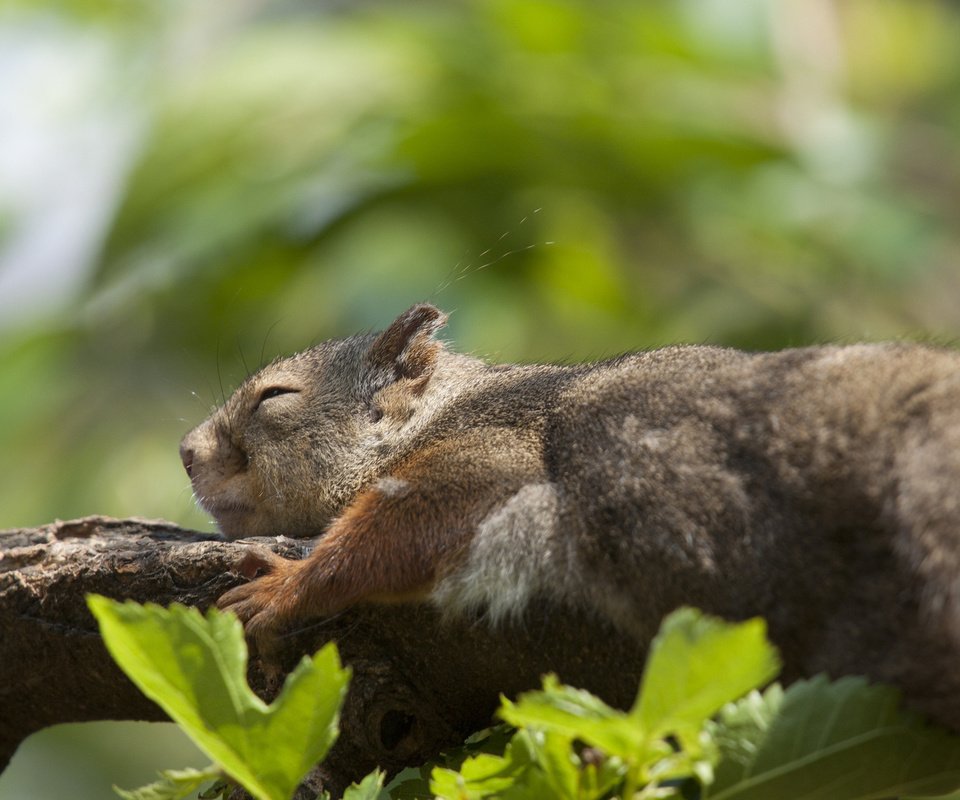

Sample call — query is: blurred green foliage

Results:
[1,1,959,795]
[2,0,960,531]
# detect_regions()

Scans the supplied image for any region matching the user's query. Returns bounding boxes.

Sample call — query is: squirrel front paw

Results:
[217,547,306,649]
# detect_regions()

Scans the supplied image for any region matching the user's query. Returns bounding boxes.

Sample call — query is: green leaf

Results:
[385,725,520,799]
[430,753,524,799]
[114,765,223,800]
[633,608,781,743]
[524,729,580,800]
[517,727,628,800]
[87,595,350,800]
[198,779,233,799]
[499,610,779,792]
[383,767,434,800]
[500,675,650,761]
[706,676,960,800]
[430,731,537,800]
[342,769,386,800]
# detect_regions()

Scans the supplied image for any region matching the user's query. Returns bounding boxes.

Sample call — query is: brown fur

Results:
[181,304,960,729]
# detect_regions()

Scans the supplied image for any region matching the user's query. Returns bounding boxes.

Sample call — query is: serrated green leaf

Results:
[633,608,780,742]
[524,729,580,800]
[430,730,538,800]
[498,762,569,800]
[114,765,223,800]
[500,674,650,760]
[706,676,960,800]
[88,595,350,800]
[341,769,386,800]
[500,611,766,794]
[430,753,522,799]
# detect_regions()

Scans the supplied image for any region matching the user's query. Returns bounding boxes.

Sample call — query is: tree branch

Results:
[0,516,642,796]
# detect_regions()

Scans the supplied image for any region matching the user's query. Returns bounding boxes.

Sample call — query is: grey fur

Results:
[182,306,960,730]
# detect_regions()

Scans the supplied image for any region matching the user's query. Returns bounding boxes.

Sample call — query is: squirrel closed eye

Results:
[255,386,299,409]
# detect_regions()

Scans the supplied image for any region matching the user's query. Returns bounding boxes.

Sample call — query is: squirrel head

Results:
[180,304,449,539]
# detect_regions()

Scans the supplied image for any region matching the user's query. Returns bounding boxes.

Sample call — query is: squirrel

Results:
[181,303,960,730]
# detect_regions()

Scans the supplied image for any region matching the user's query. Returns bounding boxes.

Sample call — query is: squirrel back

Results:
[181,304,960,730]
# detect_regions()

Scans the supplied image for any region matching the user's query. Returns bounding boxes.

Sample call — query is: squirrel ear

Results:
[367,304,448,382]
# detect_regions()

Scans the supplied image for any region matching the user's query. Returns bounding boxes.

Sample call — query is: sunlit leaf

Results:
[500,675,648,760]
[340,769,385,800]
[633,608,780,744]
[88,596,350,800]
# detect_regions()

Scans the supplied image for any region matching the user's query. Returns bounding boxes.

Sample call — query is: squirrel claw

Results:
[233,546,286,579]
[217,554,304,648]
[244,607,284,653]
[217,581,262,622]
[218,580,285,656]
[216,546,292,620]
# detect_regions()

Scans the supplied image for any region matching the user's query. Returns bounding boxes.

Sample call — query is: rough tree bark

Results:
[0,516,644,797]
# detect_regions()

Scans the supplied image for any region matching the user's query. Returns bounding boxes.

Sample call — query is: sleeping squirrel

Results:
[180,304,960,730]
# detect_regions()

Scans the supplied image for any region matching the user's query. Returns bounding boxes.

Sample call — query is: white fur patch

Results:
[375,477,410,497]
[431,482,565,623]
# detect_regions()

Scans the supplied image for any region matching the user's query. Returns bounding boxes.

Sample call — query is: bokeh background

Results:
[2,0,959,797]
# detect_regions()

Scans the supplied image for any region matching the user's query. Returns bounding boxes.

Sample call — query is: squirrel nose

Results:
[179,443,195,479]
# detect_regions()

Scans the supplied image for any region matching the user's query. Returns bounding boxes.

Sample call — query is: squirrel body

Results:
[181,304,960,729]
